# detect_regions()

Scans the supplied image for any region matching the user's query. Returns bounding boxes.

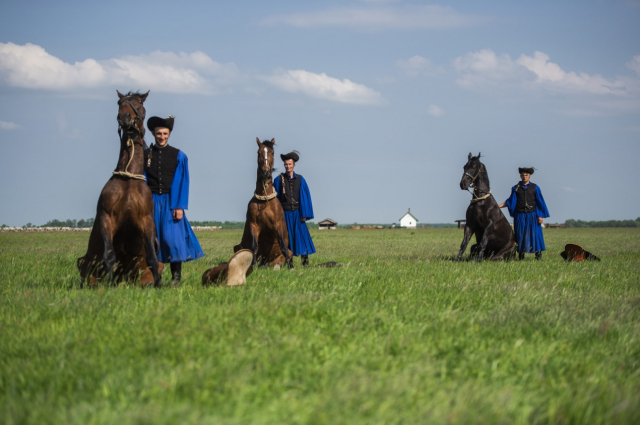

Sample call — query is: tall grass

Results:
[1,228,639,424]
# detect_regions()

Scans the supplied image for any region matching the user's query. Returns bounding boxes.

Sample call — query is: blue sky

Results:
[1,0,639,226]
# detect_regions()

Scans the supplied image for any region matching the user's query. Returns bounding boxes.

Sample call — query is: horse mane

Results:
[262,140,275,149]
[471,156,490,187]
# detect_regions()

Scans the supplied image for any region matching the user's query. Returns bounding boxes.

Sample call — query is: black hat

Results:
[147,116,174,132]
[518,167,535,175]
[280,151,300,163]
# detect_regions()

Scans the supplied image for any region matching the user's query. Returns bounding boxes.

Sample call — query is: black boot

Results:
[170,262,182,286]
[535,251,542,261]
[518,252,525,261]
[301,255,309,267]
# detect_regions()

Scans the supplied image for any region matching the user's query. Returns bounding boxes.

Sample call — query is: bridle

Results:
[254,147,277,201]
[113,96,146,181]
[118,97,145,134]
[465,163,491,203]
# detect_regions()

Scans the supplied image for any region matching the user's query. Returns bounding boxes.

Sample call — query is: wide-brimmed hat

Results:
[560,243,600,262]
[518,167,535,175]
[147,116,174,132]
[280,151,300,163]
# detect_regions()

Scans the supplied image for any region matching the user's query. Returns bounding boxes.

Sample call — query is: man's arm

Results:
[170,151,189,221]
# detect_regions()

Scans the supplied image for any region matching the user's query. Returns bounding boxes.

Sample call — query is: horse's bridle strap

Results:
[470,189,491,204]
[113,171,146,180]
[254,190,277,201]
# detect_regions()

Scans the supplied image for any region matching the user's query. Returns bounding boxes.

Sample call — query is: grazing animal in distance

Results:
[234,138,293,269]
[77,91,163,287]
[457,153,517,262]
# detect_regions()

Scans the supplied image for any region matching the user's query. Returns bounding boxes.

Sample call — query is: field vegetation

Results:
[1,228,639,424]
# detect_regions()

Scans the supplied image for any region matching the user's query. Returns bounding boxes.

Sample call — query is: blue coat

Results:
[505,183,550,253]
[145,150,204,263]
[273,173,316,256]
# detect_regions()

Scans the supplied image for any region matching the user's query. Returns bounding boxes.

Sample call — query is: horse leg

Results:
[489,240,517,261]
[456,225,473,261]
[100,216,117,283]
[476,221,494,263]
[277,225,294,269]
[142,218,161,288]
[250,224,260,266]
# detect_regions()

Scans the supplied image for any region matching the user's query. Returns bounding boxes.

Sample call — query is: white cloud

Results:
[261,5,489,30]
[427,105,445,117]
[397,55,444,77]
[260,69,385,105]
[516,51,627,95]
[0,120,19,130]
[453,49,527,89]
[627,55,640,76]
[0,42,240,94]
[454,49,635,96]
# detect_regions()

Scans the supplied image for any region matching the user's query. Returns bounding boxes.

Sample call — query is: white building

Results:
[399,209,418,228]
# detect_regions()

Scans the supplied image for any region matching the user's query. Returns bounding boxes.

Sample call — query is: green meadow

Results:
[1,228,639,424]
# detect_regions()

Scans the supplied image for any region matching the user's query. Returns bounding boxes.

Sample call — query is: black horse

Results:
[457,153,517,261]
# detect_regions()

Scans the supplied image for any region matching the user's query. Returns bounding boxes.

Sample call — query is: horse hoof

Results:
[273,264,281,271]
[226,250,254,286]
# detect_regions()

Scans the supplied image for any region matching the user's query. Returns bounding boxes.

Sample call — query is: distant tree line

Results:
[189,220,320,230]
[189,221,245,229]
[40,218,95,228]
[15,217,639,230]
[564,218,640,228]
[335,223,457,229]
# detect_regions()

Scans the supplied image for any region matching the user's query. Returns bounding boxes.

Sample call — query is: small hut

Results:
[399,209,418,228]
[318,218,338,230]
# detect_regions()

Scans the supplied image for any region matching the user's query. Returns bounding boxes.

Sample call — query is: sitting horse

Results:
[457,153,517,262]
[77,91,163,287]
[235,138,293,268]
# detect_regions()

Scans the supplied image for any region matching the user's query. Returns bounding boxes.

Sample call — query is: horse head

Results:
[256,137,275,184]
[117,91,149,136]
[460,152,484,190]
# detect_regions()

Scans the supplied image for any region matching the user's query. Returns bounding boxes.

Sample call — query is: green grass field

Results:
[1,228,639,424]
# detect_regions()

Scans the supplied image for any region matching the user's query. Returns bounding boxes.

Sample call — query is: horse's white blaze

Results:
[264,147,268,167]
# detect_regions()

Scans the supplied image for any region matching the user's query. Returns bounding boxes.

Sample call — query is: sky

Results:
[0,0,639,227]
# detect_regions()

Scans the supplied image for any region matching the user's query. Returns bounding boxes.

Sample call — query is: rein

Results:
[113,133,146,180]
[254,151,276,201]
[465,164,491,203]
[113,97,146,181]
[254,189,277,201]
[470,188,492,204]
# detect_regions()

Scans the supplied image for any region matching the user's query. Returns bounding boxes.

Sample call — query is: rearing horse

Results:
[234,138,293,269]
[457,153,517,262]
[77,91,162,287]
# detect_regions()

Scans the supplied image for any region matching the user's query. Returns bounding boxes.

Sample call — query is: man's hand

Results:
[173,209,184,220]
[538,217,544,224]
[301,217,307,223]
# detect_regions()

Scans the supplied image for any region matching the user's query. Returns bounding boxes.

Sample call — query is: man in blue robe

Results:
[144,116,204,285]
[273,151,316,266]
[499,167,550,260]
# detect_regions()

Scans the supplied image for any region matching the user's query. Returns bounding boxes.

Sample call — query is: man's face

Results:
[520,173,531,184]
[154,127,171,146]
[284,159,295,174]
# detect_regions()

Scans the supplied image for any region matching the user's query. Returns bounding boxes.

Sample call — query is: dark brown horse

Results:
[77,91,163,287]
[457,153,517,262]
[234,138,293,269]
